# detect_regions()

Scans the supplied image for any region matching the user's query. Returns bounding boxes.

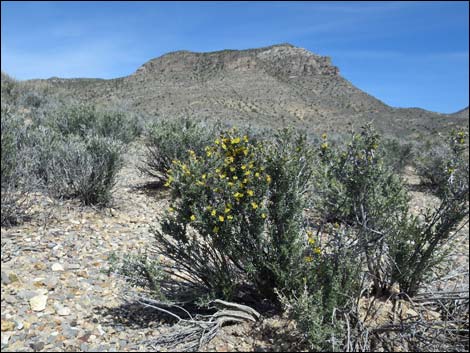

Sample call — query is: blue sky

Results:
[1,1,468,114]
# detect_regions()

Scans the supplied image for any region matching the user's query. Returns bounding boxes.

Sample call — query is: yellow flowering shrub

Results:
[155,127,316,300]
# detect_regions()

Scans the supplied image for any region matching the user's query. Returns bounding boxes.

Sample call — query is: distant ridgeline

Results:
[3,43,469,138]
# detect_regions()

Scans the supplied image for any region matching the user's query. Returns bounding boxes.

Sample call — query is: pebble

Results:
[1,320,15,332]
[1,271,11,285]
[51,263,64,272]
[29,294,48,312]
[30,341,45,351]
[1,333,11,345]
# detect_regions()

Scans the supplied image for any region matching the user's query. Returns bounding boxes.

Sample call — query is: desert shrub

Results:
[389,130,469,296]
[380,137,414,173]
[152,128,314,301]
[312,125,469,296]
[107,252,165,299]
[278,224,363,351]
[312,125,410,226]
[43,134,124,205]
[141,117,223,182]
[414,130,469,198]
[48,103,141,143]
[1,106,32,225]
[312,125,411,295]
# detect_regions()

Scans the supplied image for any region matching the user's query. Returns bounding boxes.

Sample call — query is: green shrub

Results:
[312,125,410,226]
[414,130,469,198]
[380,137,414,173]
[153,128,314,301]
[312,125,410,295]
[389,130,469,296]
[140,117,223,183]
[278,225,363,351]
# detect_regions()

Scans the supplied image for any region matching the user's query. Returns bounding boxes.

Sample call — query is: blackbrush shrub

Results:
[152,128,315,301]
[140,117,223,183]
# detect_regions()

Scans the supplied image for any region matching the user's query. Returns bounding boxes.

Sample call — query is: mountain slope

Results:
[21,43,470,137]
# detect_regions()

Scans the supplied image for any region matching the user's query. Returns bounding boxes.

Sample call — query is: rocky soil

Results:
[1,146,468,352]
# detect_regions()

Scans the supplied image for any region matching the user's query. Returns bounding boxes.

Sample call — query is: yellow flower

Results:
[308,238,315,245]
[206,151,212,157]
[190,215,196,221]
[334,222,340,229]
[234,192,244,199]
[231,137,240,144]
[228,182,234,187]
[202,174,207,180]
[213,226,219,233]
[196,180,205,186]
[243,178,249,184]
[224,207,231,213]
[314,248,321,255]
[321,142,329,150]
[230,167,236,172]
[261,213,267,219]
[244,170,251,176]
[321,133,327,140]
[248,163,254,169]
[215,139,220,145]
[219,215,225,222]
[211,210,217,216]
[266,175,272,183]
[221,143,227,150]
[243,135,249,142]
[251,202,258,209]
[241,165,247,170]
[233,176,238,180]
[247,189,254,196]
[243,148,249,156]
[305,256,313,263]
[206,205,212,210]
[255,172,260,178]
[215,168,221,173]
[168,207,174,213]
[227,215,233,220]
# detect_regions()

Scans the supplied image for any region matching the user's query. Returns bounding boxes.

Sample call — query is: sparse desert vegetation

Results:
[1,44,469,353]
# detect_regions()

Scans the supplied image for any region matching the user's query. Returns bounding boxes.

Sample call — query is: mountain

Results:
[451,106,469,120]
[17,44,470,137]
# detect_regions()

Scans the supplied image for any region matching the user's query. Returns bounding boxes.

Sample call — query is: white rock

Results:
[54,304,71,316]
[51,263,64,272]
[29,294,48,311]
[1,333,11,345]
